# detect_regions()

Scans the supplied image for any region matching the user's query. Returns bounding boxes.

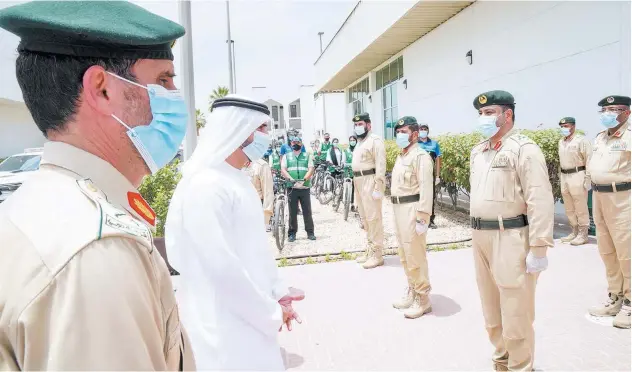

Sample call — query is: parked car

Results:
[0,148,43,203]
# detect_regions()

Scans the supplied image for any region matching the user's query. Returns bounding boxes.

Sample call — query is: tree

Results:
[196,108,206,135]
[208,86,230,111]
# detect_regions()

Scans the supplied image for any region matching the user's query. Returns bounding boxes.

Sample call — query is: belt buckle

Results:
[575,166,579,173]
[472,217,481,230]
[394,196,400,204]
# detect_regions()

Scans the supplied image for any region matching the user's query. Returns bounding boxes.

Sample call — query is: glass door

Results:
[382,83,398,140]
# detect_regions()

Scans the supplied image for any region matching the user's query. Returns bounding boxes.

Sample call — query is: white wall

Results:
[314,1,416,90]
[395,0,631,139]
[313,92,348,144]
[0,103,45,158]
[299,86,316,144]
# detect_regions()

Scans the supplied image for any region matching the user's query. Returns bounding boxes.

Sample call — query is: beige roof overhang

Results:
[318,0,473,92]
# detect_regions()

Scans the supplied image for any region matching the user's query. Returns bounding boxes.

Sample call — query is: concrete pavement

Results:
[277,242,630,371]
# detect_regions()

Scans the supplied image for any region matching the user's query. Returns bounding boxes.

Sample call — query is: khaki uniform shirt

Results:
[558,133,592,183]
[247,158,274,215]
[0,142,195,370]
[391,145,434,220]
[587,119,631,185]
[470,129,554,250]
[351,132,387,193]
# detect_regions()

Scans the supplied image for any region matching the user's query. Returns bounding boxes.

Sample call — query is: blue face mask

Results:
[243,131,271,161]
[396,132,411,149]
[600,112,619,129]
[559,127,571,137]
[109,73,188,174]
[419,130,428,139]
[476,115,500,138]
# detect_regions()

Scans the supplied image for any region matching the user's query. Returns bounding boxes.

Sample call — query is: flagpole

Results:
[178,0,198,160]
[226,0,235,92]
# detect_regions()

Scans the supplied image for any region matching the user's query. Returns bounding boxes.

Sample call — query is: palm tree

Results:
[208,86,230,111]
[196,109,207,136]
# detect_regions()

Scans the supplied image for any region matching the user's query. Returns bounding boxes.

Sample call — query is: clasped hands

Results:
[278,287,305,332]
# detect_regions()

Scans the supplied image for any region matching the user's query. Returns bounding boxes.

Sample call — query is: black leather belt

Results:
[471,214,529,230]
[592,182,632,193]
[391,194,420,204]
[353,169,376,177]
[561,166,586,174]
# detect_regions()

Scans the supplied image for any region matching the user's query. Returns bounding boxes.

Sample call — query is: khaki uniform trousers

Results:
[392,202,431,294]
[560,172,589,227]
[472,227,539,371]
[594,189,631,301]
[353,174,384,254]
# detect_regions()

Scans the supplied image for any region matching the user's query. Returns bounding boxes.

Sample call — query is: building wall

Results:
[314,1,416,90]
[0,103,45,158]
[397,0,631,139]
[298,86,316,144]
[335,1,630,141]
[313,92,348,143]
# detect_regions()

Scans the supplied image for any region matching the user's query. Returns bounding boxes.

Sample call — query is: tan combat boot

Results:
[355,249,368,264]
[613,299,631,329]
[362,248,384,269]
[392,287,415,310]
[589,293,623,317]
[403,292,432,319]
[570,226,589,246]
[560,225,578,243]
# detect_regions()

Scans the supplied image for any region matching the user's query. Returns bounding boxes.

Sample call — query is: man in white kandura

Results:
[165,95,305,370]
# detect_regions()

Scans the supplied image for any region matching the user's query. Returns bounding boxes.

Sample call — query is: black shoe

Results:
[288,235,296,242]
[307,234,316,240]
[429,222,437,229]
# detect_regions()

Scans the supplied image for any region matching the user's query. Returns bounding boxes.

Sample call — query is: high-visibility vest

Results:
[344,148,353,166]
[271,153,281,171]
[285,152,311,187]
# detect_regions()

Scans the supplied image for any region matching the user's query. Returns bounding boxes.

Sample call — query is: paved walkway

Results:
[277,242,630,371]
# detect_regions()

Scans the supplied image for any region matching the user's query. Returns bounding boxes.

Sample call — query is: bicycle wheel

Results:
[332,180,343,212]
[273,198,286,251]
[319,175,335,205]
[310,172,321,196]
[342,180,352,221]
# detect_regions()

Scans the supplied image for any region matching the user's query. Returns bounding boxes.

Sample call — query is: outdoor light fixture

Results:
[368,94,372,102]
[403,79,408,89]
[466,50,473,65]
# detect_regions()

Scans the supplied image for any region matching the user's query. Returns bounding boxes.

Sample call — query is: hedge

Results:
[385,128,566,205]
[138,160,181,237]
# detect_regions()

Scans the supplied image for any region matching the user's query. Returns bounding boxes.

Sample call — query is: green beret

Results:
[559,117,576,125]
[598,95,631,107]
[394,116,417,131]
[473,90,515,110]
[0,1,185,60]
[352,113,370,122]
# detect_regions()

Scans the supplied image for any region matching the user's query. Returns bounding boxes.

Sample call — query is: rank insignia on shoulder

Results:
[127,192,156,226]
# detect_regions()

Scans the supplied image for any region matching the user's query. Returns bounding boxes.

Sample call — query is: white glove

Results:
[435,177,441,186]
[372,191,382,200]
[415,221,428,235]
[526,251,548,273]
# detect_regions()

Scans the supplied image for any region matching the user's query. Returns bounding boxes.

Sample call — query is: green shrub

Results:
[138,161,182,237]
[384,140,399,172]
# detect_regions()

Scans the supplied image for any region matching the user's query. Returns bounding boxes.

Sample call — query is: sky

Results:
[0,0,357,112]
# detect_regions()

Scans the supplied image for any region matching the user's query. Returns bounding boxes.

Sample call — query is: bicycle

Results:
[329,166,346,212]
[317,164,338,205]
[310,160,327,196]
[340,168,354,221]
[271,171,288,251]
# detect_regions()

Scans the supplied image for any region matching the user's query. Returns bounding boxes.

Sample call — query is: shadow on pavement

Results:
[280,347,304,370]
[429,294,462,317]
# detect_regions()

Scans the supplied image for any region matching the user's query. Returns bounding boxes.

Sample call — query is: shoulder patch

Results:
[509,133,535,147]
[77,179,152,246]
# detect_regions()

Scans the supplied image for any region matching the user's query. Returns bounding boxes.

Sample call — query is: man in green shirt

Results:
[281,137,316,242]
[318,133,333,161]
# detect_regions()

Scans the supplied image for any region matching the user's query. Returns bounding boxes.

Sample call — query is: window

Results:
[376,56,403,90]
[348,77,369,115]
[290,104,298,118]
[382,84,398,140]
[271,106,279,121]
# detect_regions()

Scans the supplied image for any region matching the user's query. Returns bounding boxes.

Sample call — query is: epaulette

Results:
[76,179,152,249]
[508,132,536,148]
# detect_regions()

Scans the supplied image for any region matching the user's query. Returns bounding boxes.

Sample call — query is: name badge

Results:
[491,154,510,168]
[610,141,628,151]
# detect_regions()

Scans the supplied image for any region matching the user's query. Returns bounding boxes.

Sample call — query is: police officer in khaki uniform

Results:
[587,95,631,329]
[390,116,434,319]
[470,91,554,371]
[0,2,195,369]
[351,113,387,269]
[558,117,593,245]
[247,122,275,229]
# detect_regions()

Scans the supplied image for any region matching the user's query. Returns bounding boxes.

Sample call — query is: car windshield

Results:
[0,154,42,173]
